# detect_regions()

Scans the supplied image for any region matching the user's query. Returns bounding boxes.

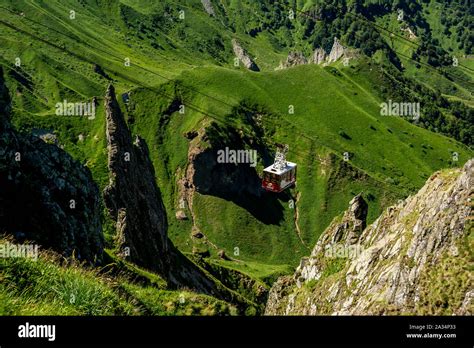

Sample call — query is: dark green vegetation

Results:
[0,0,472,315]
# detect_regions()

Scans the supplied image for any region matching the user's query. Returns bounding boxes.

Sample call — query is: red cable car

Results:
[262,144,297,193]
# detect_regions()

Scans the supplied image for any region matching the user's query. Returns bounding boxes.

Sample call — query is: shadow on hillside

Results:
[207,189,290,225]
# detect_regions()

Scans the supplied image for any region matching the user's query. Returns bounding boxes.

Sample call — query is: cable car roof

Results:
[263,161,297,175]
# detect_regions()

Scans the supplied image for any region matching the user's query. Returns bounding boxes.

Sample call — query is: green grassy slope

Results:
[127,62,471,268]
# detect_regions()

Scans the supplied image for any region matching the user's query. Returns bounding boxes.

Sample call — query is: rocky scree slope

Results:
[266,159,473,315]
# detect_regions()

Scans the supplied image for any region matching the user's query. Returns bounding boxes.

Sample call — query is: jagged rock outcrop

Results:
[276,38,353,70]
[201,0,215,16]
[102,85,248,298]
[340,193,368,244]
[232,39,260,72]
[103,84,170,271]
[277,52,308,69]
[292,194,368,287]
[0,67,103,262]
[327,37,345,63]
[312,48,327,65]
[266,160,473,315]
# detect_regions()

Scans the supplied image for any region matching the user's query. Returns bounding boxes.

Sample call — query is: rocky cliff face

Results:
[0,67,103,262]
[266,160,473,315]
[232,39,260,71]
[312,48,327,65]
[0,67,11,118]
[327,37,345,63]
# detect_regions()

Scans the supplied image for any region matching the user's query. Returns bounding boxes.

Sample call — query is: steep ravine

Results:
[266,159,473,315]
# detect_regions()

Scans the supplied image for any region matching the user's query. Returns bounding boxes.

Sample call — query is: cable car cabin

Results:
[262,162,297,193]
